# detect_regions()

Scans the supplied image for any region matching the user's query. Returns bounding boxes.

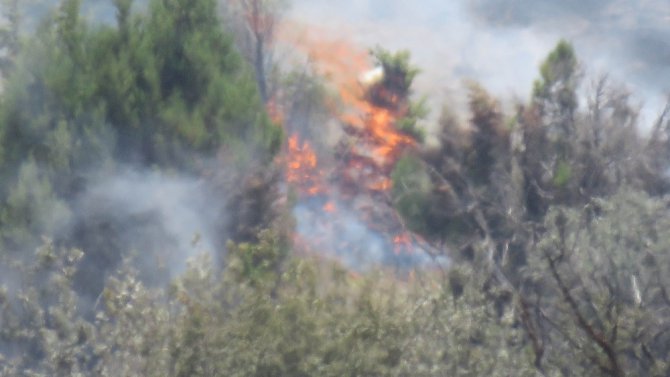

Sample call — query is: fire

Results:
[280,28,415,196]
[279,22,419,195]
[339,98,414,193]
[286,134,325,196]
[274,23,426,263]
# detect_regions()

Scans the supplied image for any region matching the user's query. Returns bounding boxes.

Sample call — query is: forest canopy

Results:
[0,0,669,376]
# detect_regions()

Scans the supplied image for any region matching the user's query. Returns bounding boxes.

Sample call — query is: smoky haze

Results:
[468,0,670,96]
[60,168,227,304]
[288,0,669,125]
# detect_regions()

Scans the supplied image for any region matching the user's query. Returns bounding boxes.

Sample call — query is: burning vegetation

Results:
[3,1,670,376]
[285,134,324,196]
[274,32,429,264]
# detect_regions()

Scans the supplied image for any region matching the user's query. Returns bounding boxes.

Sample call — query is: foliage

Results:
[370,47,419,100]
[518,190,670,376]
[397,40,668,245]
[0,0,283,287]
[391,154,431,233]
[1,3,670,376]
[0,234,538,377]
[0,0,281,171]
[0,159,71,250]
[220,0,290,104]
[533,39,578,114]
[369,47,427,141]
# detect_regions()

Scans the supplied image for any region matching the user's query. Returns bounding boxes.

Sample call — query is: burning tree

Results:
[336,48,426,197]
[275,33,431,262]
[331,48,428,254]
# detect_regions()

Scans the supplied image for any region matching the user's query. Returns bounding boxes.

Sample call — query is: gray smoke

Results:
[289,0,669,127]
[66,168,226,301]
[79,169,219,272]
[293,195,446,270]
[467,0,670,94]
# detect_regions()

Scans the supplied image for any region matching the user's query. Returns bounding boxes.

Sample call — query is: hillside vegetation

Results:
[0,1,669,376]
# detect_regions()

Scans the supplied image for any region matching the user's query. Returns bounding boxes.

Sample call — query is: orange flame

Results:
[276,23,422,258]
[286,134,326,196]
[282,25,415,194]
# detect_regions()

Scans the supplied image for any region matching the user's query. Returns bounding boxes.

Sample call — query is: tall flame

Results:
[273,24,426,264]
[282,26,415,194]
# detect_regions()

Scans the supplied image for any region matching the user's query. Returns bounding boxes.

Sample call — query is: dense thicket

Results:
[1,1,670,376]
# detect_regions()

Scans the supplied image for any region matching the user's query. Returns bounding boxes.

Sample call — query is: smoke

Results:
[467,0,670,93]
[78,169,219,269]
[287,0,548,128]
[288,0,669,126]
[294,200,385,267]
[63,167,227,301]
[293,197,444,270]
[0,164,228,362]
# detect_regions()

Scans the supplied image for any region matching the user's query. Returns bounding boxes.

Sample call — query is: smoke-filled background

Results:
[19,0,670,120]
[288,0,669,125]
